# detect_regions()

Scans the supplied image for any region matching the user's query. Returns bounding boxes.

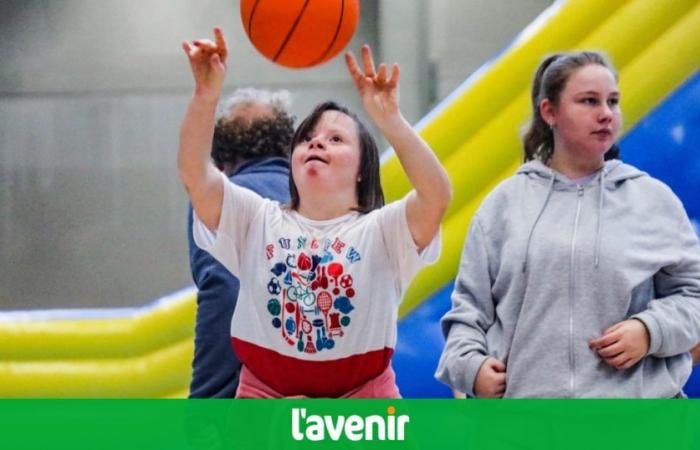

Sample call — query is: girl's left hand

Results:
[589,319,650,370]
[345,45,400,127]
[691,342,700,366]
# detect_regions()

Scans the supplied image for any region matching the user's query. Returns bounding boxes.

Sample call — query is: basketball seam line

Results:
[273,0,312,63]
[310,0,346,66]
[247,0,262,38]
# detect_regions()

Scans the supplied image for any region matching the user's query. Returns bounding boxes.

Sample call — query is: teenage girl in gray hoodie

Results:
[436,52,700,398]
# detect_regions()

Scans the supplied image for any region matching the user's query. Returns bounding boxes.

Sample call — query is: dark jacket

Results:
[188,156,290,397]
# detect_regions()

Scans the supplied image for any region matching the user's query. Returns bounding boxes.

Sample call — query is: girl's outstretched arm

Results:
[345,46,451,251]
[178,27,228,231]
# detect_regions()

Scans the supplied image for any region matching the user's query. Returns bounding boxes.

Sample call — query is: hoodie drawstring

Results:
[593,168,606,268]
[523,167,606,272]
[522,170,556,273]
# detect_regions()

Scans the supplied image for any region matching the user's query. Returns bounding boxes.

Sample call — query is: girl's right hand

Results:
[182,27,228,101]
[474,357,507,398]
[344,45,401,130]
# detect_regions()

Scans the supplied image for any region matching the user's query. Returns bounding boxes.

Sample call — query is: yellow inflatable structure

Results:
[2,0,699,397]
[392,0,700,316]
[0,289,196,397]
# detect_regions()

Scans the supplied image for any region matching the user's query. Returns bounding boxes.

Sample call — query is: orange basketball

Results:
[240,0,360,69]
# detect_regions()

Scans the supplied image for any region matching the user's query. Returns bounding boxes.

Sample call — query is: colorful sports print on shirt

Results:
[265,235,362,354]
[192,178,441,396]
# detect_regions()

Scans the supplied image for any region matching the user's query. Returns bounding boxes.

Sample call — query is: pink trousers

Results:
[235,364,401,399]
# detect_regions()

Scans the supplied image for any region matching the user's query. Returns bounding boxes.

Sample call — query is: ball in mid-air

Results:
[241,0,360,69]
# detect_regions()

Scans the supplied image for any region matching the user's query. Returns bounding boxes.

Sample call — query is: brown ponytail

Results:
[523,54,561,163]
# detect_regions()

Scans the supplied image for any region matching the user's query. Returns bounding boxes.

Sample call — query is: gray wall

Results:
[0,0,550,309]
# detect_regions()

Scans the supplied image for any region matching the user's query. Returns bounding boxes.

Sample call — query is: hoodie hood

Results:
[516,159,647,188]
[517,159,647,273]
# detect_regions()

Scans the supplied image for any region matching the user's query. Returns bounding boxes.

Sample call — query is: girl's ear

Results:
[539,98,556,128]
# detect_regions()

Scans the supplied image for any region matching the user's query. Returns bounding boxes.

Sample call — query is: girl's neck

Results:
[549,148,604,180]
[296,191,358,221]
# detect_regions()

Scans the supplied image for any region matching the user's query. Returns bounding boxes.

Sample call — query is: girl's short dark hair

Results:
[289,101,384,214]
[523,51,620,163]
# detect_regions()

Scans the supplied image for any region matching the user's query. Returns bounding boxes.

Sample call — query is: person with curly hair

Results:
[187,87,295,398]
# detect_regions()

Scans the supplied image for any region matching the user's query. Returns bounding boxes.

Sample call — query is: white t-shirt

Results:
[193,172,440,397]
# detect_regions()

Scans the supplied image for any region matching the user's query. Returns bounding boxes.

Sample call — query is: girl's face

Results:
[291,110,361,200]
[544,64,622,160]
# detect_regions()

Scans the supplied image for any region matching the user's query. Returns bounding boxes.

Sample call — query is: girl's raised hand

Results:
[345,45,400,127]
[182,27,228,100]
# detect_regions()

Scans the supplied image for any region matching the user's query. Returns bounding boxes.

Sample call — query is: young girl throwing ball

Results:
[179,28,451,398]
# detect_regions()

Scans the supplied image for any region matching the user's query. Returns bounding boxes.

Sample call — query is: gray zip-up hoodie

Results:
[436,159,700,398]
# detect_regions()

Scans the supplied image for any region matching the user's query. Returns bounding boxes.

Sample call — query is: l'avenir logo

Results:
[291,406,410,441]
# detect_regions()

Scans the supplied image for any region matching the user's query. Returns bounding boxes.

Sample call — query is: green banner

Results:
[2,400,699,450]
